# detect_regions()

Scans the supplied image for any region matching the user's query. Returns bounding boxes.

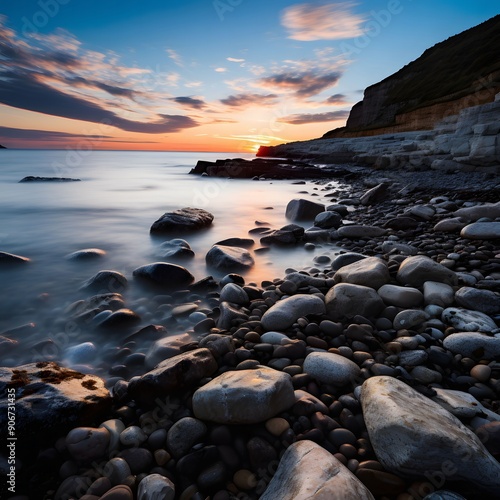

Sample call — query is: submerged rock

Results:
[66,248,106,260]
[19,176,81,182]
[150,207,214,233]
[133,262,194,289]
[0,251,30,264]
[159,239,195,259]
[80,270,128,293]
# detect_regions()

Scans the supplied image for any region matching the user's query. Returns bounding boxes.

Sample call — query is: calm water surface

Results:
[0,150,342,375]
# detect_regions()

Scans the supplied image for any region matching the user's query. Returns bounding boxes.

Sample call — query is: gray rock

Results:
[80,270,128,293]
[150,207,214,233]
[331,252,367,271]
[286,198,325,221]
[166,417,207,458]
[65,342,98,365]
[334,257,390,289]
[455,287,500,315]
[133,262,194,289]
[303,352,360,386]
[261,294,326,331]
[325,283,385,320]
[0,362,110,443]
[442,307,498,333]
[260,440,375,500]
[380,241,418,255]
[360,182,390,206]
[66,426,110,462]
[423,281,455,307]
[338,225,387,238]
[422,491,466,500]
[145,333,196,369]
[361,376,500,495]
[120,425,147,447]
[432,388,500,421]
[217,301,248,330]
[443,333,500,360]
[260,224,304,245]
[453,202,500,222]
[66,248,106,260]
[399,350,428,366]
[137,473,175,500]
[215,237,254,248]
[433,217,468,232]
[327,204,349,216]
[397,255,458,287]
[206,245,254,270]
[99,419,125,453]
[0,251,30,264]
[129,348,217,406]
[192,367,295,424]
[100,485,133,500]
[314,211,342,229]
[159,239,195,259]
[219,283,249,305]
[377,284,423,308]
[104,457,131,486]
[393,310,429,330]
[461,222,500,239]
[285,271,335,289]
[98,308,141,329]
[407,204,436,221]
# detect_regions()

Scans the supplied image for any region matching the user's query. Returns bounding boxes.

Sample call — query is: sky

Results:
[0,1,498,152]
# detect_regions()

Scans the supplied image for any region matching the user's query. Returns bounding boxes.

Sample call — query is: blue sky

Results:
[0,0,498,151]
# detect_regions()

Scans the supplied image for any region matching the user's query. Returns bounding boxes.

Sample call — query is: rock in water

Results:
[159,239,195,259]
[192,367,295,424]
[66,248,106,260]
[261,294,326,331]
[337,225,387,238]
[260,440,375,500]
[205,245,254,271]
[360,376,500,495]
[286,199,325,221]
[19,176,81,182]
[0,251,30,265]
[396,255,458,287]
[80,270,128,293]
[0,362,111,442]
[150,207,214,233]
[334,257,390,289]
[133,262,194,288]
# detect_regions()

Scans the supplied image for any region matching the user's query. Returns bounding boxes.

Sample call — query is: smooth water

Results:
[0,150,342,374]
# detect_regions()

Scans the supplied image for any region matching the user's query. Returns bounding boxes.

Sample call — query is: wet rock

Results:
[338,225,387,239]
[145,333,196,369]
[393,310,429,330]
[0,251,30,265]
[65,342,98,365]
[193,367,295,424]
[286,199,325,221]
[260,224,304,245]
[443,333,500,360]
[261,294,326,331]
[98,309,141,329]
[260,440,375,500]
[314,211,342,229]
[216,237,254,248]
[81,270,128,293]
[219,283,249,305]
[461,222,500,240]
[150,207,214,233]
[453,202,500,222]
[455,287,500,315]
[167,417,207,458]
[331,252,367,271]
[137,473,175,500]
[423,281,455,307]
[206,245,254,271]
[19,176,81,182]
[303,352,361,386]
[334,257,390,290]
[133,262,194,289]
[129,348,217,406]
[377,284,423,308]
[66,248,106,260]
[361,376,500,495]
[326,283,385,320]
[159,239,195,259]
[441,307,498,333]
[397,255,458,287]
[217,301,248,330]
[66,427,110,462]
[360,182,389,206]
[0,362,111,442]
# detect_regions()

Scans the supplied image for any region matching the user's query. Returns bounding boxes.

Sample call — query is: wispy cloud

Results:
[279,110,349,124]
[220,93,278,108]
[166,48,183,66]
[324,93,348,105]
[215,67,227,73]
[258,71,342,98]
[281,2,366,41]
[0,125,112,142]
[227,57,245,63]
[170,96,207,110]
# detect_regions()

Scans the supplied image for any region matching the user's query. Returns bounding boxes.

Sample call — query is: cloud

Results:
[215,67,227,73]
[258,71,341,98]
[324,93,347,104]
[170,96,207,110]
[0,125,112,141]
[227,57,245,63]
[278,110,350,124]
[166,48,183,66]
[281,2,366,41]
[220,93,278,107]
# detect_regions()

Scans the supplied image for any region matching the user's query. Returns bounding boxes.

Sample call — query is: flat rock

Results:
[261,294,326,331]
[0,362,111,442]
[260,440,375,500]
[80,270,128,293]
[326,283,385,320]
[334,257,390,289]
[441,307,498,333]
[303,352,361,386]
[443,332,500,359]
[215,237,254,248]
[286,198,325,221]
[338,225,387,239]
[192,367,295,424]
[397,255,458,287]
[206,245,254,271]
[377,284,423,308]
[460,222,500,240]
[129,348,217,406]
[455,287,500,315]
[0,251,30,264]
[133,262,194,289]
[361,376,500,495]
[150,207,214,233]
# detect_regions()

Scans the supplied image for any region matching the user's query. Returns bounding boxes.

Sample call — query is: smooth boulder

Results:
[80,270,128,293]
[303,352,361,386]
[286,198,325,221]
[455,287,500,315]
[133,262,194,289]
[441,307,498,333]
[150,207,214,233]
[443,333,500,360]
[159,239,195,259]
[334,257,390,290]
[361,376,500,495]
[205,245,254,271]
[326,283,385,320]
[460,222,500,240]
[397,255,458,287]
[260,440,375,500]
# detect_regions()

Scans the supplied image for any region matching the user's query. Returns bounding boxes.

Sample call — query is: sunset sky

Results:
[0,1,498,152]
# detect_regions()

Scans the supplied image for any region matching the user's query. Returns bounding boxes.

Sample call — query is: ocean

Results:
[0,150,342,375]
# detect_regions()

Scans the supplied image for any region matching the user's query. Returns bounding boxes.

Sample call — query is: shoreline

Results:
[1,162,500,499]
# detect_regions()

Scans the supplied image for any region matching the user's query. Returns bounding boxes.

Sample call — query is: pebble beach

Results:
[1,160,500,500]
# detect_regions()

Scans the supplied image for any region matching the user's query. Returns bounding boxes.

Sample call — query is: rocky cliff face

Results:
[325,15,500,138]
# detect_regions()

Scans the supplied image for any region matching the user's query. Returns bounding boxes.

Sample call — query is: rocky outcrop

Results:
[19,176,81,182]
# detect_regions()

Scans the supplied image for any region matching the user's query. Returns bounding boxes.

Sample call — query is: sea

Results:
[0,150,343,376]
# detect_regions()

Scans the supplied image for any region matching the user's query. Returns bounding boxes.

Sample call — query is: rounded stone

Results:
[206,245,254,271]
[233,469,258,490]
[377,285,423,308]
[442,308,498,333]
[100,485,134,500]
[443,333,500,360]
[104,457,132,486]
[334,257,390,290]
[303,352,361,386]
[326,283,385,321]
[393,310,429,330]
[133,262,194,289]
[265,417,290,437]
[137,473,175,500]
[166,417,207,458]
[66,427,110,462]
[219,283,249,305]
[120,426,147,447]
[470,364,492,382]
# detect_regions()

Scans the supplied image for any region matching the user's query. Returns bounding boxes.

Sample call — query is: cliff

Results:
[324,15,500,138]
[0,145,6,149]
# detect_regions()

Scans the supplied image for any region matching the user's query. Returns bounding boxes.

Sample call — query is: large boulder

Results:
[303,352,361,386]
[443,333,500,360]
[260,224,305,245]
[128,348,217,406]
[455,287,500,315]
[133,262,194,289]
[0,362,111,442]
[286,199,325,221]
[441,307,498,333]
[205,245,254,271]
[326,283,385,320]
[361,376,500,495]
[150,207,214,233]
[261,294,326,331]
[192,368,295,424]
[396,255,458,287]
[460,222,500,240]
[260,440,375,500]
[334,257,390,289]
[453,202,500,222]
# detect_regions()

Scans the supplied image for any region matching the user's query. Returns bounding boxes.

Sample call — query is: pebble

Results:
[265,417,290,436]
